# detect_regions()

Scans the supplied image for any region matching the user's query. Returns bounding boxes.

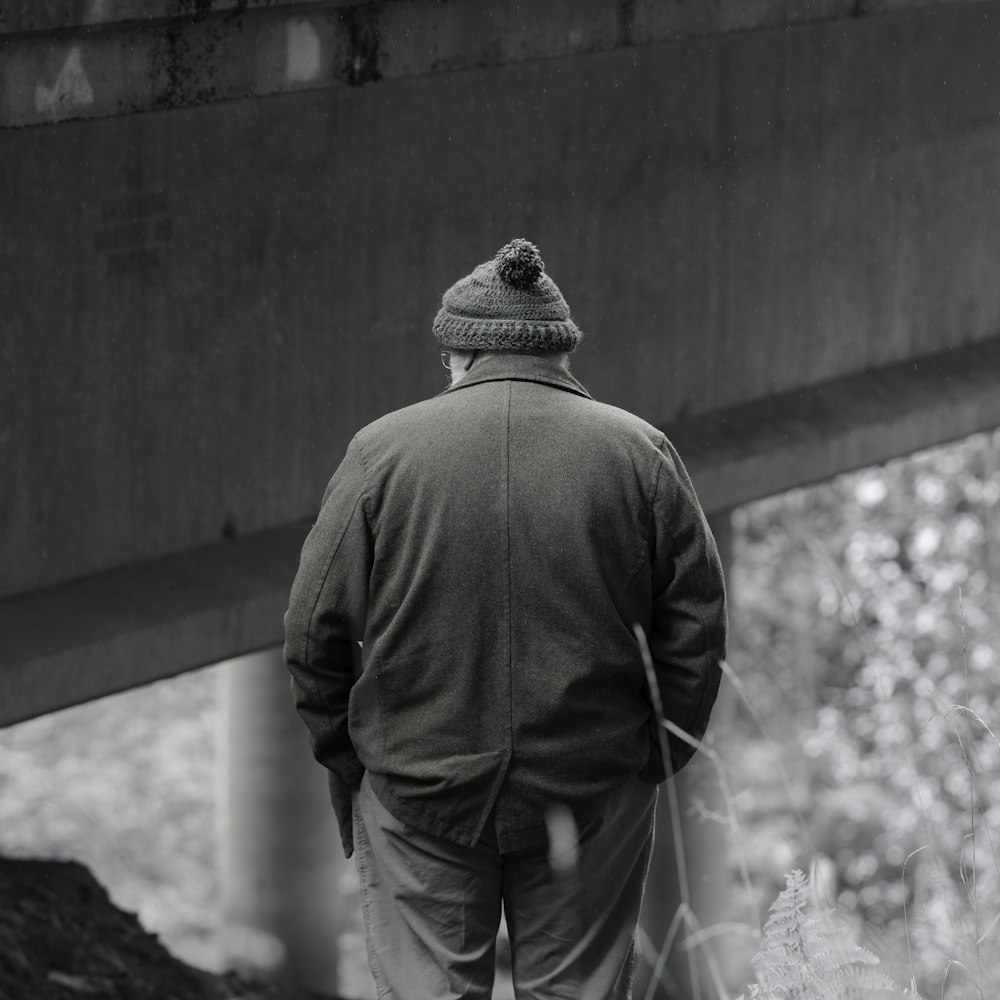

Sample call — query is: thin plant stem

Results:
[633,623,702,1000]
[718,659,817,860]
[682,921,759,948]
[795,530,958,887]
[660,716,760,939]
[916,702,996,997]
[641,904,687,1000]
[977,911,1000,948]
[902,845,928,995]
[633,624,759,940]
[676,907,734,1000]
[913,679,1000,890]
[940,958,979,1000]
[666,775,701,1000]
[958,585,983,999]
[937,707,1000,886]
[914,700,1000,967]
[637,923,685,1000]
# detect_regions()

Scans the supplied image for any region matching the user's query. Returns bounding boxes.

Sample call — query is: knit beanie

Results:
[433,238,582,353]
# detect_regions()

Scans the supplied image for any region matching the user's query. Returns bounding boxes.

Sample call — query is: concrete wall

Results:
[3,3,1000,723]
[0,0,988,126]
[4,2,1000,602]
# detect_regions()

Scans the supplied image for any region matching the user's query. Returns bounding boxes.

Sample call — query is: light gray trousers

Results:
[351,770,658,999]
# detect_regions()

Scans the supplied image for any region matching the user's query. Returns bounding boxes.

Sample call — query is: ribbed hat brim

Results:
[433,310,582,353]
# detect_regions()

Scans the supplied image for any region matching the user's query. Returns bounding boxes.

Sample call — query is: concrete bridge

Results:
[3,0,1000,994]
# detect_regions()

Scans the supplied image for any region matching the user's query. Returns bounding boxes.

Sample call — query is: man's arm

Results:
[283,435,372,853]
[648,434,729,775]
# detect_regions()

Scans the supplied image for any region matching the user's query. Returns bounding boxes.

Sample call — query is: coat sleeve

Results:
[646,434,728,776]
[283,434,372,855]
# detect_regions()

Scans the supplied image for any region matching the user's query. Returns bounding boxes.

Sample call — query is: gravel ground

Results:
[0,667,516,1000]
[0,855,346,1000]
[0,670,224,961]
[0,668,375,997]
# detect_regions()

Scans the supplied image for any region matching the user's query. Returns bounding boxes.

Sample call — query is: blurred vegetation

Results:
[0,669,223,970]
[721,428,1000,997]
[735,868,910,1000]
[1,429,999,999]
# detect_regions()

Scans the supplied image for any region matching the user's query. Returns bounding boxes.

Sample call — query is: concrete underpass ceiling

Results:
[3,0,1000,722]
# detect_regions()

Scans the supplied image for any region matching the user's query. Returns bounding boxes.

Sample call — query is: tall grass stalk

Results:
[940,958,978,999]
[640,904,687,1000]
[659,715,758,937]
[919,693,1000,975]
[718,659,817,859]
[632,515,999,996]
[902,845,927,995]
[633,619,702,1000]
[931,705,1000,867]
[633,626,759,924]
[958,585,983,999]
[676,907,734,1000]
[633,623,762,997]
[914,689,1000,892]
[664,775,702,1000]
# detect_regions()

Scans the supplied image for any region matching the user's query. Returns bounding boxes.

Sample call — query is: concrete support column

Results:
[218,647,344,992]
[636,510,736,1000]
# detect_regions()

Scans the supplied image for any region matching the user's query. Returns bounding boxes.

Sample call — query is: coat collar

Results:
[437,353,594,401]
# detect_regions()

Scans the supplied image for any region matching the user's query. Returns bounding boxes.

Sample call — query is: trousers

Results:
[351,769,658,999]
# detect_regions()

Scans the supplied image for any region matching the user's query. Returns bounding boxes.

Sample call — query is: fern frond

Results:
[816,965,903,1000]
[748,869,913,1000]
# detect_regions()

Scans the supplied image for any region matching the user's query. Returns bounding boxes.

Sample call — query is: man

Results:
[284,238,728,999]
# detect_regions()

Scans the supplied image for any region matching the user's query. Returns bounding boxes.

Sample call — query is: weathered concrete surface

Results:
[0,0,336,35]
[0,0,991,127]
[0,524,307,727]
[4,4,1000,598]
[3,4,1000,720]
[0,0,982,37]
[0,0,348,35]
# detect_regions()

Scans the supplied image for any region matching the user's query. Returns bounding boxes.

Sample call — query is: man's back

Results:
[353,353,675,849]
[283,238,728,1000]
[290,351,727,852]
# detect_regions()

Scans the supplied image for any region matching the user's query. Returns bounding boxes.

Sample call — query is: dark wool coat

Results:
[284,353,728,859]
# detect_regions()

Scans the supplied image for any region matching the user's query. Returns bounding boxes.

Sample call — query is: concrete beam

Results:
[0,522,309,727]
[670,334,1000,513]
[0,0,990,127]
[3,335,998,728]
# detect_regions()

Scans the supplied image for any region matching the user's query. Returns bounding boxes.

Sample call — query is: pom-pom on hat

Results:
[433,238,583,353]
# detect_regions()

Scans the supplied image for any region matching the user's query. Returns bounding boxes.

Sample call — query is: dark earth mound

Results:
[0,857,345,1000]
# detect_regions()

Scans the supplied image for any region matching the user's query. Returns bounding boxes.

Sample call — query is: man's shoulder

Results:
[351,395,457,453]
[353,384,666,453]
[578,396,664,443]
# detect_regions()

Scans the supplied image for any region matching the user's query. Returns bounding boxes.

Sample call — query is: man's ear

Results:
[453,349,476,372]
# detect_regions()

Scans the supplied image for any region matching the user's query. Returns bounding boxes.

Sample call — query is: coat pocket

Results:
[347,659,385,770]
